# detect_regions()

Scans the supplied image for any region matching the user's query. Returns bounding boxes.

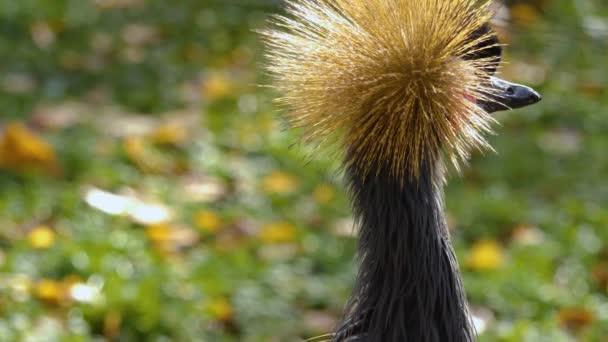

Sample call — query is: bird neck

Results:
[338,156,475,342]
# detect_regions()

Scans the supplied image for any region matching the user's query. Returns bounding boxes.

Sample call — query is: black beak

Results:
[480,76,542,113]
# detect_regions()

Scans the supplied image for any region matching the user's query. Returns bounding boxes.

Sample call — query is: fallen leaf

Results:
[104,311,122,340]
[193,210,223,233]
[558,307,595,331]
[146,224,199,250]
[262,171,299,195]
[259,222,297,243]
[313,184,336,204]
[152,122,189,146]
[122,134,187,175]
[510,4,540,25]
[0,122,58,174]
[33,279,64,304]
[206,297,233,322]
[466,239,505,271]
[123,136,146,161]
[202,73,233,101]
[591,262,608,290]
[27,226,55,249]
[146,224,172,243]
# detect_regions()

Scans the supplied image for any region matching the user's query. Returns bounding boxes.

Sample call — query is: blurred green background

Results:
[0,0,606,341]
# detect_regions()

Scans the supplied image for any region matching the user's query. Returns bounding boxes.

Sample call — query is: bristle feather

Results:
[261,0,500,182]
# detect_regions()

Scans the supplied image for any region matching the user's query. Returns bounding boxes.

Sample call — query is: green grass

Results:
[0,0,607,341]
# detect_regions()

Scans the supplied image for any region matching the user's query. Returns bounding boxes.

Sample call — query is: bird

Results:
[260,1,541,341]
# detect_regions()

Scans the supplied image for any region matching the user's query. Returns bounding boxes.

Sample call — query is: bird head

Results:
[262,0,542,182]
[464,24,541,113]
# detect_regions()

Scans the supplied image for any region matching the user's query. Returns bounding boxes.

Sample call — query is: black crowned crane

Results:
[261,0,541,341]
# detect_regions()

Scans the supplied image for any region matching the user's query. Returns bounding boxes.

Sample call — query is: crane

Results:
[261,1,541,341]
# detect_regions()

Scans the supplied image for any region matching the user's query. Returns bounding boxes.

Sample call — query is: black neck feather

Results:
[334,156,475,342]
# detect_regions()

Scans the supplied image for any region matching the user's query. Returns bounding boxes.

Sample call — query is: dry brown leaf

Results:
[0,122,59,174]
[510,4,541,25]
[591,262,608,290]
[557,307,595,331]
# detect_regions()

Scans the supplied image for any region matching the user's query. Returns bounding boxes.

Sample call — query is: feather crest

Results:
[262,0,500,181]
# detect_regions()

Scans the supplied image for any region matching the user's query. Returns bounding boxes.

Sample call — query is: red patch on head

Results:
[464,93,477,104]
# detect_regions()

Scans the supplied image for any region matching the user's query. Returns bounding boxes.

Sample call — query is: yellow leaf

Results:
[259,222,296,243]
[145,223,199,254]
[146,224,172,243]
[313,184,335,204]
[193,210,222,233]
[122,136,158,173]
[27,226,55,249]
[123,136,145,161]
[0,122,58,173]
[202,73,233,100]
[122,135,183,174]
[206,297,233,321]
[33,279,64,304]
[152,122,188,145]
[466,239,505,271]
[262,171,298,194]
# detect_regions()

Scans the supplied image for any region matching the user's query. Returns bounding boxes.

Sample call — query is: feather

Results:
[260,1,506,341]
[261,0,501,182]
